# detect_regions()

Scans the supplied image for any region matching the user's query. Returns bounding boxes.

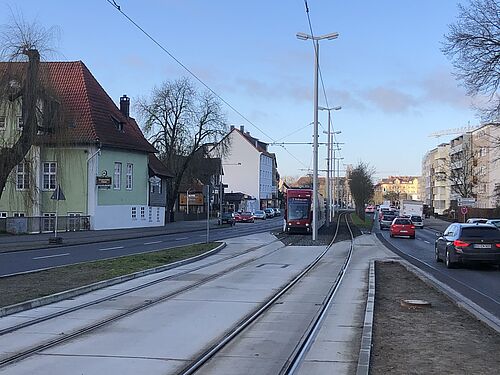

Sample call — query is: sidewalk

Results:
[422,216,454,233]
[0,219,222,253]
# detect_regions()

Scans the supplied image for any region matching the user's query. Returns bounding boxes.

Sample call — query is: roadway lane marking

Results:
[424,240,430,244]
[174,237,189,241]
[144,241,162,245]
[99,246,124,251]
[33,253,69,260]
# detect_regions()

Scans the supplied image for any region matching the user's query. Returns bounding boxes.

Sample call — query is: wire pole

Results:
[312,39,319,241]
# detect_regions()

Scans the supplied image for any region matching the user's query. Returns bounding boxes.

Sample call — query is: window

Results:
[131,207,137,220]
[114,162,122,189]
[17,116,23,129]
[0,212,7,218]
[126,163,133,190]
[156,207,160,222]
[42,162,57,190]
[0,116,5,129]
[68,213,81,231]
[13,212,25,217]
[140,206,145,220]
[16,162,29,190]
[148,207,152,222]
[43,213,55,232]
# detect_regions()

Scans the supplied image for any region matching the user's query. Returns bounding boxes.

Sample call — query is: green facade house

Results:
[0,61,165,231]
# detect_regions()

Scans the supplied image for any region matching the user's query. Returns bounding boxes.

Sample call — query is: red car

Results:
[390,217,415,239]
[235,212,254,223]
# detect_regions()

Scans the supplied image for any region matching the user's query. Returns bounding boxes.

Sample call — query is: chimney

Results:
[120,95,130,117]
[240,125,244,133]
[230,125,235,131]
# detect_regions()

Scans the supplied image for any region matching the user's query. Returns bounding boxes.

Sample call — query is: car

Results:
[485,219,500,228]
[380,212,397,229]
[435,223,500,268]
[273,208,281,216]
[254,210,267,220]
[264,208,275,218]
[218,212,235,226]
[466,218,488,224]
[410,215,424,228]
[236,212,254,223]
[365,205,375,214]
[390,217,415,239]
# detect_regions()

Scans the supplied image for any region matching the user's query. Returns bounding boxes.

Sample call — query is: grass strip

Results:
[0,242,220,308]
[351,213,374,231]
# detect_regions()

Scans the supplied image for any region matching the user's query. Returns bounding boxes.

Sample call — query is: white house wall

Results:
[221,131,261,205]
[94,205,165,230]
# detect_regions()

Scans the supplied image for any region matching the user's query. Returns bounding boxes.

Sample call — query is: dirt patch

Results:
[371,261,500,374]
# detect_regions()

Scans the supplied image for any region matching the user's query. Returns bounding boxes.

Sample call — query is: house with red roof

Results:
[0,61,169,231]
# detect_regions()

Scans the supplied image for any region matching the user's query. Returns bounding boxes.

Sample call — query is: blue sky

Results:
[2,0,479,180]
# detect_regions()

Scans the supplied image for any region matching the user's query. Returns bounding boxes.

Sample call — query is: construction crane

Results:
[428,124,480,138]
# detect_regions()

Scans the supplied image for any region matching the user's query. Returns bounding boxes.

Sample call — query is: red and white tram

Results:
[283,188,326,233]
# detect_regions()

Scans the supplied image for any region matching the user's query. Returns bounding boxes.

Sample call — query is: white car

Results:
[410,215,424,228]
[466,218,488,224]
[485,219,500,228]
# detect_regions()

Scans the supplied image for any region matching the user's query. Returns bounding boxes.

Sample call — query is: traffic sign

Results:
[460,206,468,215]
[458,197,475,207]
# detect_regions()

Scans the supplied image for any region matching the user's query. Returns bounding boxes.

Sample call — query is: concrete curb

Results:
[356,260,375,375]
[0,242,226,318]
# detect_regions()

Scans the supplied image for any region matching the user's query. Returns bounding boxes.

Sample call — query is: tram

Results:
[283,188,326,233]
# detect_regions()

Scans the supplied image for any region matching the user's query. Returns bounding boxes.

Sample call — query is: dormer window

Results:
[111,115,125,132]
[17,116,23,129]
[0,116,5,130]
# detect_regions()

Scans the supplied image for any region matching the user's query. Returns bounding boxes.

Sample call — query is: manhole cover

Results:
[400,299,432,309]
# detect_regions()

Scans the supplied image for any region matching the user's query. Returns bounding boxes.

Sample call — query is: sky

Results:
[1,0,481,181]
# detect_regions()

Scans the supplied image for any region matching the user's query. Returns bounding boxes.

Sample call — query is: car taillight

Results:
[453,240,470,247]
[496,243,500,248]
[410,225,415,229]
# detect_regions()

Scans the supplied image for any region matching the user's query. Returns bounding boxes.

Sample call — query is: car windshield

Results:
[411,216,422,222]
[242,212,252,216]
[255,211,264,214]
[461,227,500,239]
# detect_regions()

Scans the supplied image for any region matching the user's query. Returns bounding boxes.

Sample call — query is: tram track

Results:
[176,212,354,375]
[0,237,286,368]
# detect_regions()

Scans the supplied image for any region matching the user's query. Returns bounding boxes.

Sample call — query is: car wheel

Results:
[390,233,394,238]
[445,249,455,269]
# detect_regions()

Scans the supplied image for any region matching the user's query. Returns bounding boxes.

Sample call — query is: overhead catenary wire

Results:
[105,0,308,169]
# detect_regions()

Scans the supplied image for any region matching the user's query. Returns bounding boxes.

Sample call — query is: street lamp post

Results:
[219,162,241,220]
[320,106,341,224]
[297,31,339,241]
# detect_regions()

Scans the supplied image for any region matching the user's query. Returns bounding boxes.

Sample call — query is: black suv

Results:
[218,212,236,226]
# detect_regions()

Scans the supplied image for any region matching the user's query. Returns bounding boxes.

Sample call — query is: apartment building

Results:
[422,143,451,215]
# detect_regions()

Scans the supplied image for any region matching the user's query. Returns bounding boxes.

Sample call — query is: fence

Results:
[0,215,91,234]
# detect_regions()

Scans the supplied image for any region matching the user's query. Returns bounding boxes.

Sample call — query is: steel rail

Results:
[282,213,354,374]
[0,240,288,368]
[177,213,347,375]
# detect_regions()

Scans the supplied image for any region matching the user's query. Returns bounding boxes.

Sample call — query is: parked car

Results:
[466,218,488,224]
[435,223,500,268]
[273,208,281,216]
[390,217,415,239]
[264,208,275,218]
[254,210,267,220]
[235,212,254,223]
[218,212,235,226]
[410,215,424,228]
[486,219,500,228]
[380,212,397,229]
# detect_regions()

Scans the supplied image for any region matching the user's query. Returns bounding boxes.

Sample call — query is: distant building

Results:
[373,176,421,205]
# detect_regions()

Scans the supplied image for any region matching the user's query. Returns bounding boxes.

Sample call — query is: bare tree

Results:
[447,142,478,199]
[348,162,375,220]
[442,0,500,121]
[136,77,229,219]
[0,15,60,201]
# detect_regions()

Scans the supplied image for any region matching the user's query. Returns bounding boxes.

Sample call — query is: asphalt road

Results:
[0,217,282,277]
[374,220,500,321]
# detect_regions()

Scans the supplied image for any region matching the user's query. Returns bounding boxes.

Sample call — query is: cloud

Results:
[362,87,419,113]
[420,68,473,109]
